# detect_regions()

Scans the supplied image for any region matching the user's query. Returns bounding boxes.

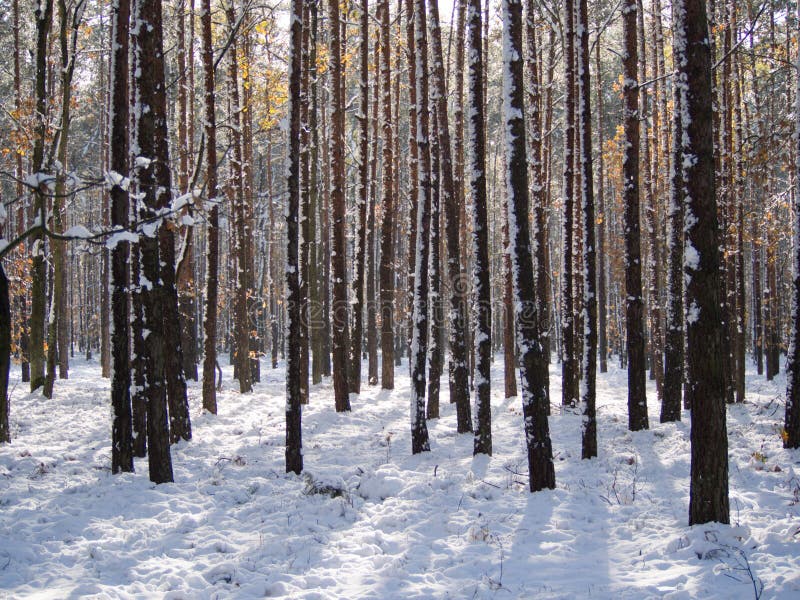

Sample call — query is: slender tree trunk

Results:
[468,0,491,456]
[201,0,220,414]
[350,0,370,395]
[0,266,10,443]
[405,0,420,365]
[379,0,395,389]
[622,0,648,431]
[329,0,351,411]
[662,26,684,423]
[784,6,800,450]
[594,40,608,375]
[428,0,471,430]
[410,0,432,454]
[366,38,380,386]
[286,0,304,475]
[577,0,597,458]
[133,0,175,483]
[561,0,578,409]
[677,0,729,526]
[503,0,555,490]
[226,6,252,395]
[30,0,54,393]
[525,1,551,378]
[12,0,29,385]
[110,0,133,473]
[427,107,444,418]
[299,0,310,403]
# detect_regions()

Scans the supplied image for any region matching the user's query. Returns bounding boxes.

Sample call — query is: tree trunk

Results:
[366,37,380,386]
[468,0,491,456]
[577,0,597,458]
[502,0,555,490]
[661,27,684,423]
[379,0,395,390]
[285,0,304,474]
[677,0,730,526]
[329,0,351,411]
[350,0,370,395]
[784,6,800,450]
[133,0,175,484]
[410,0,432,454]
[622,0,649,431]
[30,0,54,393]
[0,266,10,443]
[428,0,471,430]
[200,0,219,414]
[594,40,607,375]
[110,0,133,473]
[226,6,252,395]
[561,0,578,409]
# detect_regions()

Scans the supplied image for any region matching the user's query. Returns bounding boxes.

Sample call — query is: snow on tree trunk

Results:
[110,0,133,473]
[468,0,492,456]
[427,0,472,431]
[329,0,351,412]
[200,0,220,415]
[676,0,730,526]
[133,0,175,484]
[576,0,597,459]
[502,0,555,489]
[409,0,432,455]
[622,0,649,432]
[285,0,304,475]
[379,0,395,390]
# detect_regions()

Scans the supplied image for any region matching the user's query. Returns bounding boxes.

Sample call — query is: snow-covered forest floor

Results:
[1,356,798,599]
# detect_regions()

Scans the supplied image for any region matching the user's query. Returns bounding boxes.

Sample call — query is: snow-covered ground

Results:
[1,355,798,599]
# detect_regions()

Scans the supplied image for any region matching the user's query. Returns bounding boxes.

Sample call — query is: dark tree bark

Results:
[594,40,608,375]
[784,8,800,450]
[366,38,380,386]
[329,0,351,411]
[502,0,555,490]
[468,0,492,456]
[405,0,420,365]
[110,0,133,473]
[30,0,54,393]
[350,0,370,395]
[662,24,685,423]
[299,0,310,403]
[428,0,471,431]
[677,0,729,526]
[200,0,219,415]
[577,0,597,459]
[226,6,252,395]
[525,0,551,376]
[427,106,443,419]
[285,0,304,475]
[410,0,432,454]
[622,0,648,431]
[131,242,147,457]
[379,0,395,390]
[561,0,579,409]
[0,266,10,444]
[133,0,175,484]
[502,208,517,400]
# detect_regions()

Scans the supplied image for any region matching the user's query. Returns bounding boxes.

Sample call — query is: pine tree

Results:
[577,0,597,458]
[468,0,492,456]
[379,0,395,390]
[133,0,175,484]
[285,0,304,475]
[676,0,729,526]
[502,0,555,490]
[110,0,133,473]
[784,7,800,450]
[201,0,220,415]
[622,0,648,432]
[409,0,432,455]
[329,0,351,411]
[427,0,471,431]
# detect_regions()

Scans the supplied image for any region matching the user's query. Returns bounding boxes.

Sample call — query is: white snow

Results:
[0,358,798,598]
